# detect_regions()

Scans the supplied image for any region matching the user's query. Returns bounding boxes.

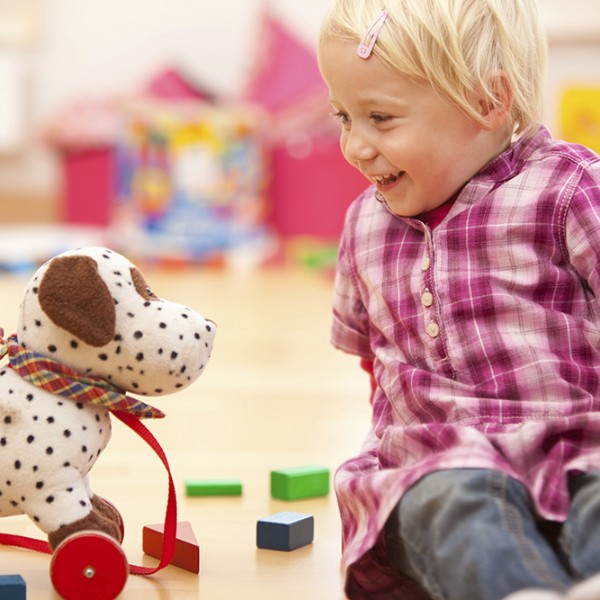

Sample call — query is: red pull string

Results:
[0,410,177,577]
[111,410,177,575]
[0,533,51,554]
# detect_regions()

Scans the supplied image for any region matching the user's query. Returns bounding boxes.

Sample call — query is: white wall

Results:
[0,0,598,199]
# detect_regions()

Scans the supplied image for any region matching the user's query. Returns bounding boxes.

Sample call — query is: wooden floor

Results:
[0,261,371,599]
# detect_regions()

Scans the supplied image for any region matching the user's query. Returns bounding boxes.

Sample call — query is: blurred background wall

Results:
[0,0,598,253]
[0,0,329,200]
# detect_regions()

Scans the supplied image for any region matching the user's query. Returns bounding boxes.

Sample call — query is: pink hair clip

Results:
[357,10,388,59]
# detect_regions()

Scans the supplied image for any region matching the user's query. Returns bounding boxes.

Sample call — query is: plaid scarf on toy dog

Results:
[0,329,164,419]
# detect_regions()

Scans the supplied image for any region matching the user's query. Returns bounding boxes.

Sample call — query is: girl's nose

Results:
[342,126,377,162]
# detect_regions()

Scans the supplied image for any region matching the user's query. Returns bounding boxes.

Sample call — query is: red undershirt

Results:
[417,195,457,229]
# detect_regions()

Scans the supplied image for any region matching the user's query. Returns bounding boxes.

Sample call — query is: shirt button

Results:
[421,256,431,271]
[426,322,440,338]
[421,291,434,307]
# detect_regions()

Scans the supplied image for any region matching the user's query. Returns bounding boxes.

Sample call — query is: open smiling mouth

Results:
[373,171,404,185]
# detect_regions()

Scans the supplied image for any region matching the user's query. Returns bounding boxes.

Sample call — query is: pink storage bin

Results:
[59,147,115,226]
[243,10,368,240]
[267,136,367,239]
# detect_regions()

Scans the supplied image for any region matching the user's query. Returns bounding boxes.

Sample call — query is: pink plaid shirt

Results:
[332,126,600,598]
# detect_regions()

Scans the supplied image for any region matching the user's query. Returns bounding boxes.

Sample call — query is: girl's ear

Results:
[478,71,514,130]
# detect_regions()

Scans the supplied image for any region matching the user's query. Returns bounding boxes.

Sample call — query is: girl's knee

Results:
[399,468,529,532]
[401,469,492,516]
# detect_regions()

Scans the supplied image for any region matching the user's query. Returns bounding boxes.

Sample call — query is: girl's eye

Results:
[371,113,393,123]
[333,111,350,125]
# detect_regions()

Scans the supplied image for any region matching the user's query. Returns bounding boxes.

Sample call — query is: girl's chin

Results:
[381,196,426,219]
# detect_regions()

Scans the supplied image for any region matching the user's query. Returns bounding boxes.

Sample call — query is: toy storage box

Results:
[112,99,270,264]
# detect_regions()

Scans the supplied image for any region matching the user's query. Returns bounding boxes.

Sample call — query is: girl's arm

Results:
[360,357,376,405]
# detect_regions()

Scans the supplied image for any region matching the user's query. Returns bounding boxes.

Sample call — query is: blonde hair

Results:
[318,0,547,136]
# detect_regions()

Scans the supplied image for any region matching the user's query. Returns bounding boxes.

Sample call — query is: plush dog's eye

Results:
[131,268,158,301]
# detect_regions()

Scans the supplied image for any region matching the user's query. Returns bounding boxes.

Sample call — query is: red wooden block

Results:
[142,521,200,574]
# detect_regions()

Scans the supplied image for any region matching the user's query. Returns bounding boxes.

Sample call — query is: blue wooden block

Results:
[256,511,314,551]
[0,574,26,600]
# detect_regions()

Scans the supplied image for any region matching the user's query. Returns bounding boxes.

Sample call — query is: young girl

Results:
[318,2,600,599]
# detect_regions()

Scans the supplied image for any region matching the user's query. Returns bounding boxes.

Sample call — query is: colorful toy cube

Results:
[115,101,270,264]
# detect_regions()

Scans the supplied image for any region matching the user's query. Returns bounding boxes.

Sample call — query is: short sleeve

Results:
[564,160,600,295]
[331,213,373,360]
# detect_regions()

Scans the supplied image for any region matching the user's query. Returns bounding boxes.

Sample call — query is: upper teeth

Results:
[375,172,401,184]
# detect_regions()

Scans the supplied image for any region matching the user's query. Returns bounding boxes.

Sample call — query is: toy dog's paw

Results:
[91,495,125,542]
[48,503,123,551]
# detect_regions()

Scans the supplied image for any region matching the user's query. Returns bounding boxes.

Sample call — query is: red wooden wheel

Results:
[50,531,128,600]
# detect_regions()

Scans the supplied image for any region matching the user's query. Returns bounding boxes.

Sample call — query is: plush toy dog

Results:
[0,246,216,551]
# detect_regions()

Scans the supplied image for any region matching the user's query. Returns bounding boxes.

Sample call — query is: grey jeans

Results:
[384,468,600,600]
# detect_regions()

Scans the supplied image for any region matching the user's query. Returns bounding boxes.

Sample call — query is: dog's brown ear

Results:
[38,255,116,347]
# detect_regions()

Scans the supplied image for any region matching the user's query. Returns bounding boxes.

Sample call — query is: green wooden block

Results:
[270,466,330,501]
[185,479,243,497]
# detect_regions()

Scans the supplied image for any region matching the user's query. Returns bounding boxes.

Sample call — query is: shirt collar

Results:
[374,124,550,222]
